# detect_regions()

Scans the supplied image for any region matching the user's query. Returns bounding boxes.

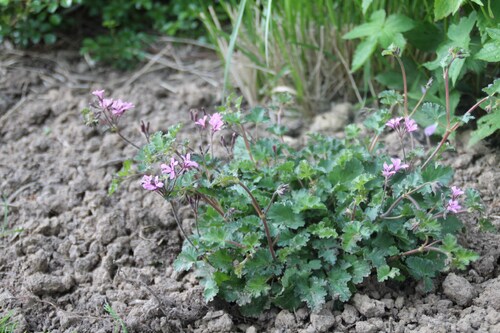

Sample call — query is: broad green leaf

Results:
[308,220,338,239]
[328,269,352,302]
[377,265,400,282]
[209,250,234,272]
[384,14,415,34]
[405,256,444,279]
[475,41,500,62]
[351,37,378,72]
[362,0,373,15]
[267,204,305,229]
[245,106,270,123]
[379,90,403,106]
[291,190,326,213]
[343,10,386,39]
[434,0,464,21]
[469,109,500,146]
[301,277,327,311]
[349,258,371,284]
[342,221,362,253]
[482,79,500,96]
[245,276,271,297]
[173,245,198,271]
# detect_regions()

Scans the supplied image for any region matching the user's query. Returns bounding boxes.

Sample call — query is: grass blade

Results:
[223,0,248,100]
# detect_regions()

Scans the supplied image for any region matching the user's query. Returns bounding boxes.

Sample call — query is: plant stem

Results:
[444,67,451,127]
[380,183,430,218]
[237,181,276,260]
[239,124,256,165]
[395,57,408,117]
[421,96,489,169]
[169,200,197,249]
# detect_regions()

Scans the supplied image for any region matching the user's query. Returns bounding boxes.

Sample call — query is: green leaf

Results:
[301,277,327,311]
[295,160,316,180]
[343,10,386,39]
[209,250,234,272]
[328,269,352,302]
[475,41,500,62]
[377,265,401,282]
[342,221,362,253]
[267,204,305,229]
[361,0,373,15]
[405,256,444,279]
[379,90,403,106]
[173,245,198,272]
[291,190,326,213]
[384,14,415,34]
[434,0,465,21]
[349,257,371,284]
[245,106,270,123]
[245,276,271,298]
[483,79,500,96]
[421,164,453,185]
[308,219,338,239]
[350,37,378,72]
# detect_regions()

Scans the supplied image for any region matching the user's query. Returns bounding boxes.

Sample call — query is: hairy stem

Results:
[237,181,276,260]
[396,57,408,117]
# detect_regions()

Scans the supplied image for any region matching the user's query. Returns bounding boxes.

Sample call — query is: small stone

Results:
[206,313,233,333]
[295,307,309,321]
[309,103,352,133]
[341,304,359,324]
[275,310,296,329]
[381,298,394,309]
[442,273,475,306]
[395,296,405,309]
[355,321,377,333]
[24,273,74,296]
[486,309,500,325]
[246,326,257,333]
[353,294,385,318]
[436,300,453,309]
[310,309,336,332]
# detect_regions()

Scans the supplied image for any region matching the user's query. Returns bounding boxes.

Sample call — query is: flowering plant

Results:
[82,46,497,315]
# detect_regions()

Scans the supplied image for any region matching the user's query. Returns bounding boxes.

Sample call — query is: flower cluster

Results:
[141,175,164,191]
[446,186,464,213]
[141,153,199,191]
[92,89,135,117]
[386,117,418,135]
[382,158,409,179]
[195,112,224,133]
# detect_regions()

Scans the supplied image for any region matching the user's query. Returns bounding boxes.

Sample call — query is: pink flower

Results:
[382,162,396,179]
[195,115,208,129]
[181,153,199,170]
[404,117,418,133]
[92,89,105,101]
[209,113,224,132]
[424,123,437,136]
[391,158,409,172]
[100,98,114,109]
[111,99,135,116]
[451,186,464,199]
[386,117,403,130]
[141,175,164,191]
[446,199,461,213]
[161,157,179,180]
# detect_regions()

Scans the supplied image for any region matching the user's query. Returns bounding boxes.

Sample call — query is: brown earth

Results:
[0,44,499,333]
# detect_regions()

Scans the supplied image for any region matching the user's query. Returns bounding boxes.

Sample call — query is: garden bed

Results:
[0,45,499,333]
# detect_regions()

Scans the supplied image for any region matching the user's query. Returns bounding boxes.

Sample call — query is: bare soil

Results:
[0,45,499,333]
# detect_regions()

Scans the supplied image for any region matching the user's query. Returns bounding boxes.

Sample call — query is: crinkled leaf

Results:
[245,276,271,298]
[328,269,352,302]
[291,190,326,213]
[301,277,327,311]
[173,245,198,272]
[267,204,305,229]
[377,265,401,282]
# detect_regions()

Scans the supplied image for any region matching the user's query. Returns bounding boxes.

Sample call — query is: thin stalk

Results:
[169,200,197,250]
[237,181,276,260]
[421,96,489,169]
[239,124,257,165]
[380,183,430,218]
[395,57,408,117]
[444,66,451,127]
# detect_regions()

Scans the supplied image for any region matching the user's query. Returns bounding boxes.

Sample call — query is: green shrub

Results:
[0,0,212,68]
[83,47,497,315]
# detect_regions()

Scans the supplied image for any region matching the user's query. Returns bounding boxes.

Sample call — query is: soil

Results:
[0,44,499,333]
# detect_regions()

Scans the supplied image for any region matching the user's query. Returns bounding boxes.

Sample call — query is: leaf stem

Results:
[237,181,276,260]
[395,57,408,117]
